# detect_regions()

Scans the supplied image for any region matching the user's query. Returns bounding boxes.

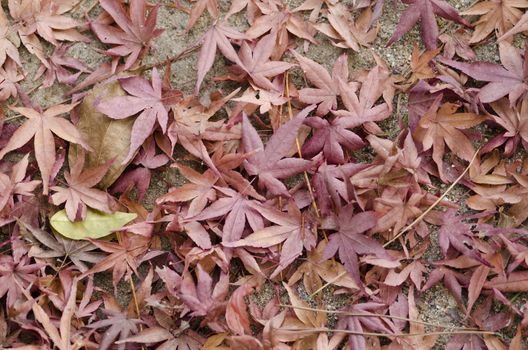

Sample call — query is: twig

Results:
[284,72,321,220]
[309,270,348,298]
[384,148,480,247]
[275,327,496,338]
[279,304,479,330]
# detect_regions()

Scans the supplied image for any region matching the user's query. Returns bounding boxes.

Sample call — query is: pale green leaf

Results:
[50,208,137,240]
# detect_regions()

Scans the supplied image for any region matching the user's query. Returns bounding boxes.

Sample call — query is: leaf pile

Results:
[0,0,528,349]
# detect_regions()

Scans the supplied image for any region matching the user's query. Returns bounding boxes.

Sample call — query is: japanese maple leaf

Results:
[9,0,87,45]
[0,103,88,194]
[302,116,364,164]
[241,106,314,197]
[462,0,528,43]
[0,154,40,213]
[481,97,528,157]
[191,186,264,244]
[422,266,469,308]
[88,296,143,350]
[91,0,163,70]
[0,59,23,102]
[178,264,229,319]
[0,253,42,308]
[232,86,288,114]
[387,0,471,49]
[195,22,246,93]
[96,68,169,164]
[332,72,391,133]
[157,164,218,217]
[184,0,219,31]
[244,1,317,49]
[438,210,488,262]
[440,42,528,104]
[233,33,294,91]
[413,98,484,181]
[81,234,152,289]
[373,188,425,236]
[225,201,317,277]
[24,222,103,272]
[0,7,20,67]
[322,206,397,288]
[338,303,397,349]
[289,240,359,294]
[315,4,378,51]
[312,162,368,215]
[50,153,112,222]
[35,44,90,88]
[292,51,348,116]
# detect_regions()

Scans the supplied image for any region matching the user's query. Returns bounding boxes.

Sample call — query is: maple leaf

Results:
[50,152,112,222]
[178,264,229,322]
[481,97,528,156]
[23,276,85,350]
[0,103,88,194]
[184,0,219,31]
[323,205,397,287]
[195,22,246,93]
[232,87,288,114]
[302,116,365,164]
[8,0,87,45]
[462,0,528,43]
[157,164,218,217]
[0,154,40,213]
[241,106,314,197]
[440,42,528,104]
[387,0,470,49]
[439,28,476,60]
[81,233,152,289]
[96,68,169,164]
[21,221,103,272]
[413,98,484,180]
[91,0,163,70]
[422,266,468,308]
[35,44,90,88]
[332,71,391,133]
[225,201,317,277]
[289,240,359,294]
[314,4,378,51]
[438,209,487,262]
[373,187,425,236]
[0,7,20,67]
[292,51,348,116]
[0,253,42,308]
[232,33,294,91]
[245,1,317,53]
[190,186,264,244]
[88,295,143,350]
[407,44,441,85]
[0,59,23,102]
[338,302,397,349]
[312,162,368,215]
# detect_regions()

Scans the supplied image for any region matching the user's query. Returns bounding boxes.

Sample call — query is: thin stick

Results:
[384,148,480,247]
[276,327,496,338]
[129,277,145,350]
[279,304,478,330]
[309,270,348,298]
[284,72,320,220]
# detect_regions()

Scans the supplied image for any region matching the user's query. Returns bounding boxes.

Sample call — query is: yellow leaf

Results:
[50,208,137,240]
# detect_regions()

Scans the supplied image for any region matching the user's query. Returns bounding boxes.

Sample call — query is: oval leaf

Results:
[69,81,134,188]
[51,208,137,240]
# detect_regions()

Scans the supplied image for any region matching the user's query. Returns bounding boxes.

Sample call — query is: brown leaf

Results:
[69,81,135,188]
